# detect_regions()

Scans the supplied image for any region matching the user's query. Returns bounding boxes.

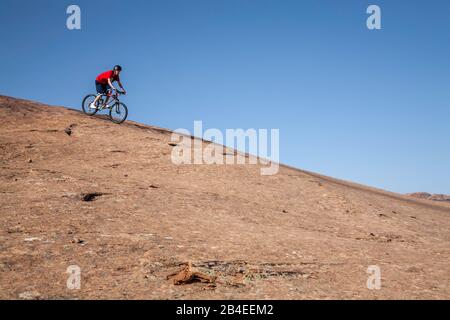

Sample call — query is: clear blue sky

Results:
[1,0,449,194]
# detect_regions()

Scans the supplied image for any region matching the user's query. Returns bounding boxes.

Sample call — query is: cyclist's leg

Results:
[103,85,113,107]
[90,82,106,108]
[91,94,102,108]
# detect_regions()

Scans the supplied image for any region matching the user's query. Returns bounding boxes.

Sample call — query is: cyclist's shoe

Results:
[89,103,97,110]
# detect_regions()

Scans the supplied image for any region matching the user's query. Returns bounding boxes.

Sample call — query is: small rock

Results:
[407,266,422,273]
[82,193,103,202]
[7,226,23,234]
[64,127,72,136]
[24,237,41,242]
[72,238,85,245]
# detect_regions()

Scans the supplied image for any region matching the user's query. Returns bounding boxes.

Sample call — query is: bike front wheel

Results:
[109,102,128,124]
[82,94,99,116]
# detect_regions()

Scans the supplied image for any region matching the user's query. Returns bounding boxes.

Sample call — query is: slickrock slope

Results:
[0,95,449,299]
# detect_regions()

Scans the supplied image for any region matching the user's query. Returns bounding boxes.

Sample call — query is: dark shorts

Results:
[95,81,110,94]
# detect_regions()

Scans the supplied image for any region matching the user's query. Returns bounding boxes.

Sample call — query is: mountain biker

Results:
[90,65,126,109]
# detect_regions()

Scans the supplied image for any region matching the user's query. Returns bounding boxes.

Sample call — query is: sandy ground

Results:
[0,95,449,300]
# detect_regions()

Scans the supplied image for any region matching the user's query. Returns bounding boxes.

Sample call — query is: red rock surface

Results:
[1,95,449,299]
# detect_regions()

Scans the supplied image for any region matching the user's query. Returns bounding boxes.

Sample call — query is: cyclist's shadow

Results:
[91,112,114,122]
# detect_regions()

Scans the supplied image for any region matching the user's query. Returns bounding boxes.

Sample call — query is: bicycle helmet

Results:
[113,65,122,71]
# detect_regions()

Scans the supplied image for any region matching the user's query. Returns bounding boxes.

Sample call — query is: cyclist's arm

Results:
[107,78,118,91]
[117,80,126,94]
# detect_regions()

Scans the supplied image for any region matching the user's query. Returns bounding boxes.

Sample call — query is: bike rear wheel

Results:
[109,102,128,124]
[82,94,99,116]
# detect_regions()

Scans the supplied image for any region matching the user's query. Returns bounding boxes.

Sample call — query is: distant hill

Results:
[407,192,450,202]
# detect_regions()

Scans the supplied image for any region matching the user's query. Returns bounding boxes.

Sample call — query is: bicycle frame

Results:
[97,90,121,109]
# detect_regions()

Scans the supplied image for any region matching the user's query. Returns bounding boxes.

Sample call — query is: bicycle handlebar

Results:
[110,89,126,95]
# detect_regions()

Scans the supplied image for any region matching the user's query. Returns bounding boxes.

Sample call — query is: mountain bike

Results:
[82,90,128,124]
